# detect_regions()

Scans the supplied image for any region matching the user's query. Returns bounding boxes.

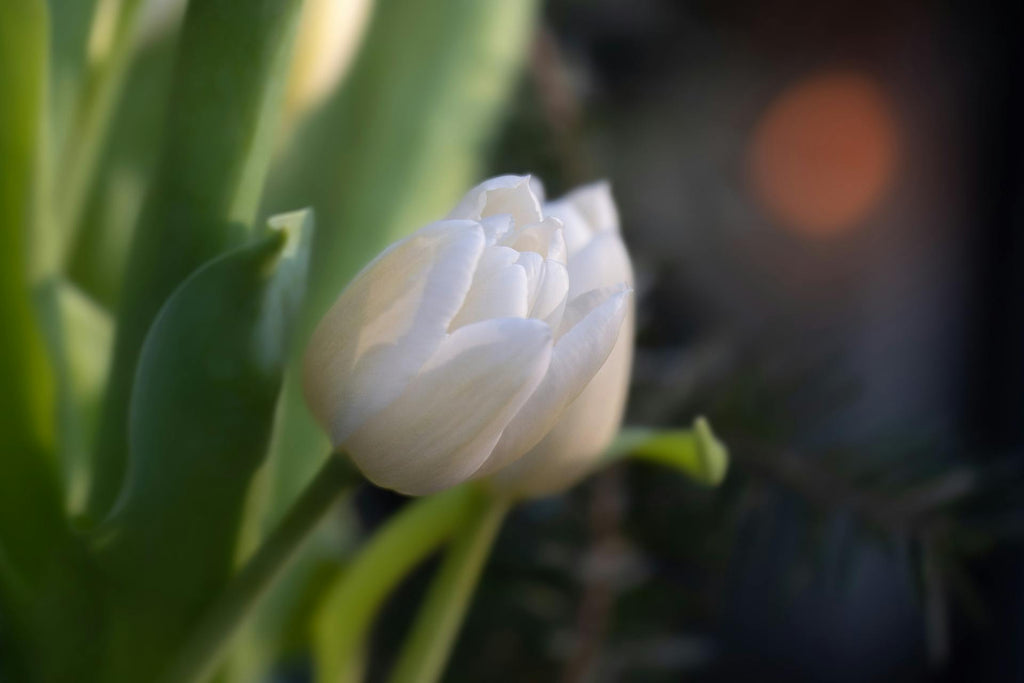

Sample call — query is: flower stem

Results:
[387,492,511,683]
[312,485,483,683]
[159,454,353,683]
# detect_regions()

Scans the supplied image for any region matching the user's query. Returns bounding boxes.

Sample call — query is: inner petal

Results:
[449,246,529,329]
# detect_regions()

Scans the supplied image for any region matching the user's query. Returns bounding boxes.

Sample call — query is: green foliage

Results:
[0,0,65,595]
[607,417,730,487]
[88,0,306,520]
[65,13,180,309]
[312,485,484,683]
[93,210,313,681]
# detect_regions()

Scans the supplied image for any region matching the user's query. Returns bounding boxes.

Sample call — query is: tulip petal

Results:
[545,201,592,256]
[345,317,553,494]
[503,216,565,263]
[527,258,569,330]
[446,175,544,226]
[491,300,634,497]
[567,232,634,299]
[565,181,619,235]
[477,284,632,476]
[450,246,529,329]
[303,221,485,445]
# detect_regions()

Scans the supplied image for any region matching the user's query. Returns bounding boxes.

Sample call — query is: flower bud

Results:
[304,175,633,495]
[487,182,635,497]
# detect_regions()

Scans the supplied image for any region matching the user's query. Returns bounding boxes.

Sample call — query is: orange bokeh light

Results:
[749,70,899,237]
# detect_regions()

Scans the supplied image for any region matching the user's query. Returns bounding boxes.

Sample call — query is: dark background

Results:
[358,1,1024,681]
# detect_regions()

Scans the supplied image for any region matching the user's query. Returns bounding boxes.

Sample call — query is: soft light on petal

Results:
[304,221,485,445]
[565,181,619,235]
[344,317,553,494]
[490,299,634,496]
[446,175,544,226]
[449,246,529,329]
[566,232,634,299]
[476,284,632,476]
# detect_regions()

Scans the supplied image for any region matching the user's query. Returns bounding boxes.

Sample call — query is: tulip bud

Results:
[304,175,633,495]
[487,182,635,497]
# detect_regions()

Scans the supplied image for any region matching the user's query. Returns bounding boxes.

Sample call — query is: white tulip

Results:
[304,175,633,495]
[487,182,635,497]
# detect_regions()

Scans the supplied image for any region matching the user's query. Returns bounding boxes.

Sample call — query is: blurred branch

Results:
[729,438,978,534]
[560,470,627,683]
[530,25,593,185]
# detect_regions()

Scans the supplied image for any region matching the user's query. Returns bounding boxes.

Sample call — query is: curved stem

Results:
[387,493,511,683]
[159,454,353,683]
[312,484,484,683]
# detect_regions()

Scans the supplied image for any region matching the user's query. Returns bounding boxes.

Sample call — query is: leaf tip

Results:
[692,416,729,486]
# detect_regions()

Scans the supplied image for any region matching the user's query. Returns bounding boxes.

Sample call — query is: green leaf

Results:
[0,0,66,588]
[33,279,114,517]
[606,417,730,487]
[88,0,306,520]
[66,32,179,309]
[93,210,313,682]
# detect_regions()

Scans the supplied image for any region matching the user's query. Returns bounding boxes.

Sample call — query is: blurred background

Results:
[55,0,1024,680]
[421,1,1024,681]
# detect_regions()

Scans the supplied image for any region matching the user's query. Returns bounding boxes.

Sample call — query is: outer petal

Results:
[545,181,619,256]
[564,181,619,235]
[476,284,632,476]
[446,175,544,227]
[545,201,592,255]
[490,300,634,497]
[303,221,485,446]
[344,318,553,495]
[567,232,634,299]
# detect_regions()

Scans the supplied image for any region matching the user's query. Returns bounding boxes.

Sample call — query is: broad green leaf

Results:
[67,33,179,310]
[46,0,99,157]
[605,418,730,487]
[0,6,103,682]
[49,0,146,271]
[92,211,313,682]
[88,0,306,520]
[33,279,114,518]
[0,0,66,589]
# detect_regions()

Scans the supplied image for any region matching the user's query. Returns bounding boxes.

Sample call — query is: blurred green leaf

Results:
[0,0,67,588]
[46,0,98,154]
[67,33,179,309]
[33,280,114,517]
[88,0,306,520]
[93,210,313,681]
[606,418,730,487]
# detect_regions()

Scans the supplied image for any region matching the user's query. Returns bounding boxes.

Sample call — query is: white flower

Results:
[487,182,634,497]
[303,176,633,495]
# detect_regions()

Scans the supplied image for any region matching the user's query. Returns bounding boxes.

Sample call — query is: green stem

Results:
[313,485,484,683]
[159,454,353,683]
[387,493,511,683]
